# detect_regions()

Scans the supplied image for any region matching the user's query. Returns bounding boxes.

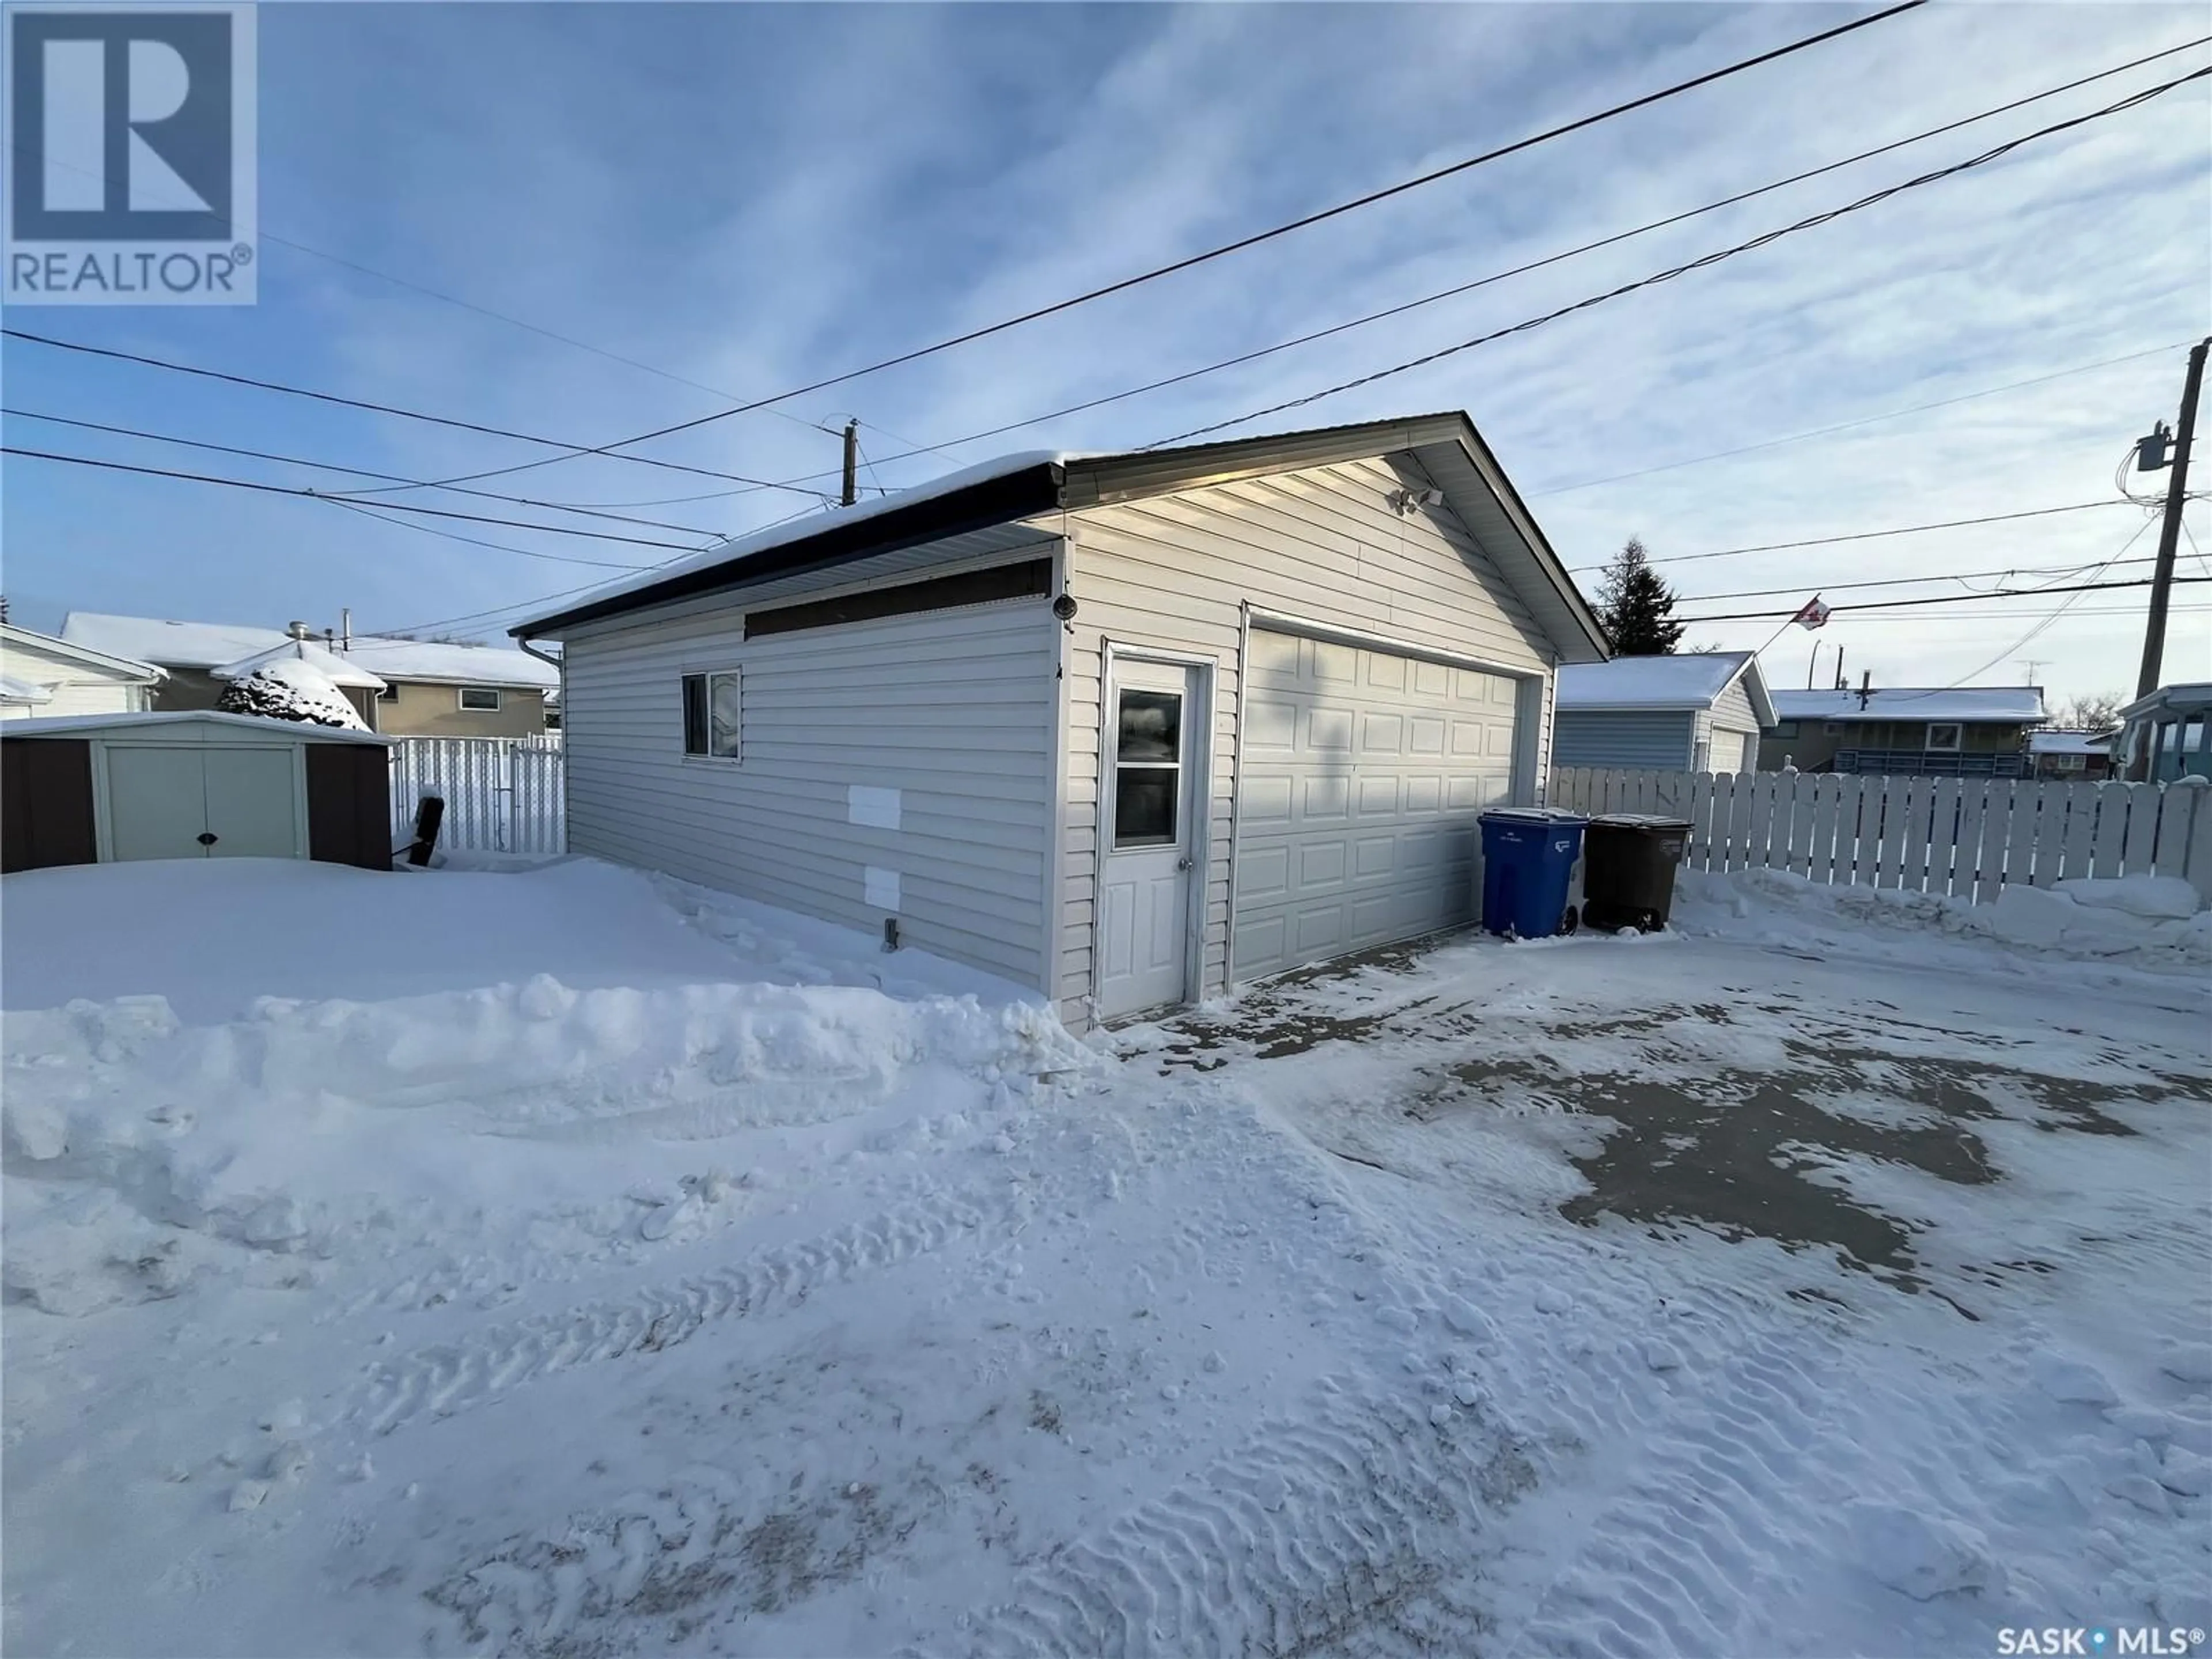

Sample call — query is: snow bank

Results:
[1675,865,2211,971]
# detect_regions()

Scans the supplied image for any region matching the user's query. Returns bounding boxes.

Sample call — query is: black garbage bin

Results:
[1581,814,1692,933]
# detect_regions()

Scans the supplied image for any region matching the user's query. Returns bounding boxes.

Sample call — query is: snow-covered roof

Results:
[0,672,54,704]
[1555,652,1773,724]
[2029,730,2113,756]
[2116,681,2212,721]
[1769,686,2047,725]
[0,620,164,682]
[60,613,558,691]
[0,710,389,744]
[518,450,1078,627]
[213,639,387,691]
[507,414,1613,664]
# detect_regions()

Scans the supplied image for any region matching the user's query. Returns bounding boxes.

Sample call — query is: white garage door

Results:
[1233,629,1521,982]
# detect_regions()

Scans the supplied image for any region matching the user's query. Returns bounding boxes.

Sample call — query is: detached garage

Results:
[1,712,392,874]
[514,412,1609,1029]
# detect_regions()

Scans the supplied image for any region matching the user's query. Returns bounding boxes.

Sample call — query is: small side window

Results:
[459,686,502,712]
[1770,720,1799,739]
[682,669,741,759]
[377,682,400,703]
[1925,722,1962,752]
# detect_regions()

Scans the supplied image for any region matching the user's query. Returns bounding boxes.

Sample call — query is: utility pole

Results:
[2016,658,2045,686]
[1807,641,1821,690]
[2135,336,2210,700]
[840,420,859,508]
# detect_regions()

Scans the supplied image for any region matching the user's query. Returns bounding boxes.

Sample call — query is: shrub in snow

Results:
[215,660,366,730]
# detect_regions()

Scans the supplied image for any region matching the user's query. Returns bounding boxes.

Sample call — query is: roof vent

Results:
[286,620,314,641]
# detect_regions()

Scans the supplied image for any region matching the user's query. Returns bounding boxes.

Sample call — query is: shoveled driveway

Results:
[1116,925,2210,1319]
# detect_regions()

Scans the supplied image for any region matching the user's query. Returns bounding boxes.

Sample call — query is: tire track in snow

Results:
[914,1381,1539,1659]
[354,1177,1035,1439]
[1499,1315,1851,1659]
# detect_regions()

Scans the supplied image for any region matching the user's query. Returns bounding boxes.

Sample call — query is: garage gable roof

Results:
[511,414,1609,661]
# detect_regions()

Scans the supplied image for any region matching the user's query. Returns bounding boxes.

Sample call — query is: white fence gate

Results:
[1548,767,2212,905]
[389,735,565,855]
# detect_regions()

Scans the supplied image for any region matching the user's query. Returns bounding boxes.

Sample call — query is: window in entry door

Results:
[1114,688,1181,847]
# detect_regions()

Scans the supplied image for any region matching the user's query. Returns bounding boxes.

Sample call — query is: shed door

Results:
[202,748,301,857]
[105,747,216,862]
[104,745,301,861]
[1233,630,1519,983]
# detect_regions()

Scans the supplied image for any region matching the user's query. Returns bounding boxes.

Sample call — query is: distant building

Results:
[0,622,164,721]
[1552,651,1775,773]
[1759,686,2046,777]
[2112,683,2212,782]
[2028,729,2114,779]
[60,613,559,738]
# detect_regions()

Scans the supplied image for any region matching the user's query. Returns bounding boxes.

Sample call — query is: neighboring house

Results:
[1552,650,1775,774]
[513,413,1609,1030]
[58,613,558,737]
[1760,686,2046,776]
[0,622,164,721]
[2028,729,2115,779]
[2112,683,2212,782]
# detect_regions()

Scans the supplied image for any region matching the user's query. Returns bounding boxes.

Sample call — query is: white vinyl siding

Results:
[1551,709,1696,771]
[0,635,153,721]
[560,576,1058,987]
[1056,454,1555,1026]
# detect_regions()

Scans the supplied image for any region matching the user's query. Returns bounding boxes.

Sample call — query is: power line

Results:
[0,328,837,499]
[1147,65,2212,447]
[351,501,834,640]
[368,3,1929,497]
[1680,555,2161,605]
[1677,573,2199,624]
[1575,499,2149,571]
[0,446,698,558]
[1532,344,2196,498]
[0,407,728,537]
[770,36,2211,480]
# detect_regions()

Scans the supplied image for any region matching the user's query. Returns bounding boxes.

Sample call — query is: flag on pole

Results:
[1793,596,1832,630]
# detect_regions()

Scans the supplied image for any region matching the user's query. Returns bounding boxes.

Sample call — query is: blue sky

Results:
[3,2,2207,707]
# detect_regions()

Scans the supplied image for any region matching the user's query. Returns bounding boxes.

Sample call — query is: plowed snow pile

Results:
[5,856,2207,1657]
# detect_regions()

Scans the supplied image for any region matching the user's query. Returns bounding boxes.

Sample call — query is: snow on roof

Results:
[0,621,164,681]
[0,709,389,744]
[2116,681,2212,721]
[213,639,387,691]
[62,613,558,690]
[2030,730,2113,755]
[1769,686,2047,724]
[1555,652,1753,711]
[0,673,54,704]
[511,450,1081,631]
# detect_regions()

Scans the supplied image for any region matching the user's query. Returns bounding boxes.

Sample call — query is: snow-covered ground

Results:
[5,855,2207,1657]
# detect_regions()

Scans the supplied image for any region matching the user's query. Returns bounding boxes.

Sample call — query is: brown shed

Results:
[1,711,391,874]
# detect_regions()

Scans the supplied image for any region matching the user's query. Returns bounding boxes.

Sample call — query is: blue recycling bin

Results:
[1478,808,1588,940]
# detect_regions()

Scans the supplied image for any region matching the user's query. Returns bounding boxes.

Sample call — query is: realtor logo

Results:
[5,3,257,304]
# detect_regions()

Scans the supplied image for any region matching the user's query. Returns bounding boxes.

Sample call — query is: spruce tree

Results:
[1596,536,1685,655]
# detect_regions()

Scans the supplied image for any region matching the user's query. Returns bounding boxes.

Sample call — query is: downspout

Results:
[515,632,566,850]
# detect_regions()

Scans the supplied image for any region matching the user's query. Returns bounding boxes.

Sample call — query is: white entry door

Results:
[1096,660,1199,1020]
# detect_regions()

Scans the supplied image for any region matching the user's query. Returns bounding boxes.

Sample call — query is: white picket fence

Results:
[389,735,565,855]
[1548,766,2212,906]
